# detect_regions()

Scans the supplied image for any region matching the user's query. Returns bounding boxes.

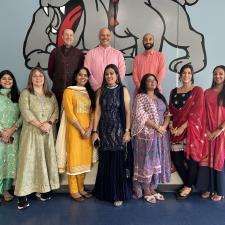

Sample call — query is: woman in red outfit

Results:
[169,64,206,199]
[197,65,225,201]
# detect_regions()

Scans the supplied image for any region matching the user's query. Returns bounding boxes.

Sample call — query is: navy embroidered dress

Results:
[93,86,132,202]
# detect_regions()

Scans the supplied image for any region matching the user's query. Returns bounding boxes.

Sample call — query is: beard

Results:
[144,43,154,50]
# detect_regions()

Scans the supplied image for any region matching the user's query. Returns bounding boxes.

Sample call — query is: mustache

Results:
[144,43,154,50]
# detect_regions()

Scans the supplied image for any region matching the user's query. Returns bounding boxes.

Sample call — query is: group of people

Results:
[0,27,224,210]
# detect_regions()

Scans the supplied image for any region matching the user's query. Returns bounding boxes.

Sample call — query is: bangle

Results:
[125,129,131,133]
[92,130,98,134]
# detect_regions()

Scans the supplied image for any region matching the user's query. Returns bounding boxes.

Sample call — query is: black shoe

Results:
[17,196,30,209]
[36,192,52,201]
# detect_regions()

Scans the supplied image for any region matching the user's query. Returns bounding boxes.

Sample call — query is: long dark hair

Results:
[138,73,168,108]
[100,64,123,90]
[0,70,20,103]
[211,65,225,107]
[179,64,194,84]
[72,67,96,110]
[27,67,52,97]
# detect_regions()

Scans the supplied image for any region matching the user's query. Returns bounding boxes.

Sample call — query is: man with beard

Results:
[133,33,166,93]
[84,27,125,91]
[48,28,84,110]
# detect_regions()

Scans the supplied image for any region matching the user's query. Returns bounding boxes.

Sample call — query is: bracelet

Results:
[125,128,131,133]
[91,130,98,134]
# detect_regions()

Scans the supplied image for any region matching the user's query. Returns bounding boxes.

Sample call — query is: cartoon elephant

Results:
[24,0,206,75]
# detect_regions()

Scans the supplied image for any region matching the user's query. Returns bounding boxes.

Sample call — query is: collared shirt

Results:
[84,45,126,91]
[133,50,165,91]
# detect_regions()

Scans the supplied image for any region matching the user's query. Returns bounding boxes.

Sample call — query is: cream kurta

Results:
[15,89,60,196]
[63,87,92,175]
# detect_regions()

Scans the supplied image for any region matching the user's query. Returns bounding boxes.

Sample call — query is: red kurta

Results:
[200,89,225,171]
[169,86,207,162]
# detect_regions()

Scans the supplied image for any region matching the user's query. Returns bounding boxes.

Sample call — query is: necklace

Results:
[178,85,193,94]
[106,84,118,89]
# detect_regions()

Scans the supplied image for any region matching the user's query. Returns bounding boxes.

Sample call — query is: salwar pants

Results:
[0,178,13,195]
[68,174,85,194]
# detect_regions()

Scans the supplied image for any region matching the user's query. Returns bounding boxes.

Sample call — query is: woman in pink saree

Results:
[197,65,225,201]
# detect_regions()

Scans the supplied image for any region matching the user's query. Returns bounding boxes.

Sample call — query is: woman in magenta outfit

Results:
[197,65,225,201]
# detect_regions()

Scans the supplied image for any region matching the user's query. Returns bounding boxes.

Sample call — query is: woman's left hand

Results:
[207,129,223,141]
[40,123,51,134]
[1,127,16,138]
[174,125,186,136]
[0,136,10,143]
[157,125,167,135]
[83,127,92,139]
[123,131,131,143]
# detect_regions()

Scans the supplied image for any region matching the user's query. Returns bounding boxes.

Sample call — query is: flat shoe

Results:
[153,193,165,201]
[201,192,210,199]
[80,191,92,199]
[114,201,123,207]
[211,194,224,202]
[144,195,156,204]
[176,189,192,200]
[3,192,14,202]
[70,194,85,202]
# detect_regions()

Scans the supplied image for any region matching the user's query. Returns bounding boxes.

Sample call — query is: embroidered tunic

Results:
[14,89,60,196]
[0,88,21,192]
[63,87,92,175]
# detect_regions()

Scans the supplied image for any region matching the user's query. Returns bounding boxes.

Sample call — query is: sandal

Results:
[3,192,14,202]
[70,193,85,202]
[113,201,123,207]
[201,192,210,199]
[176,187,192,200]
[80,191,92,199]
[153,193,165,201]
[144,195,156,204]
[211,194,224,202]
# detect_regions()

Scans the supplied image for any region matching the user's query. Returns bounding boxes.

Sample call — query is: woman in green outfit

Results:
[0,70,21,204]
[14,67,60,209]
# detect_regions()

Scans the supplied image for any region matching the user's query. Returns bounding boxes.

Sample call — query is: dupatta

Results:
[169,86,207,162]
[131,93,159,140]
[56,86,88,174]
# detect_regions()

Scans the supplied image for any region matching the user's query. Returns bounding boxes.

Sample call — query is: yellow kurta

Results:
[63,87,92,175]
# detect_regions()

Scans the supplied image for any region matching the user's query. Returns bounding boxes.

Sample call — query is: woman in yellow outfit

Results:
[63,67,95,201]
